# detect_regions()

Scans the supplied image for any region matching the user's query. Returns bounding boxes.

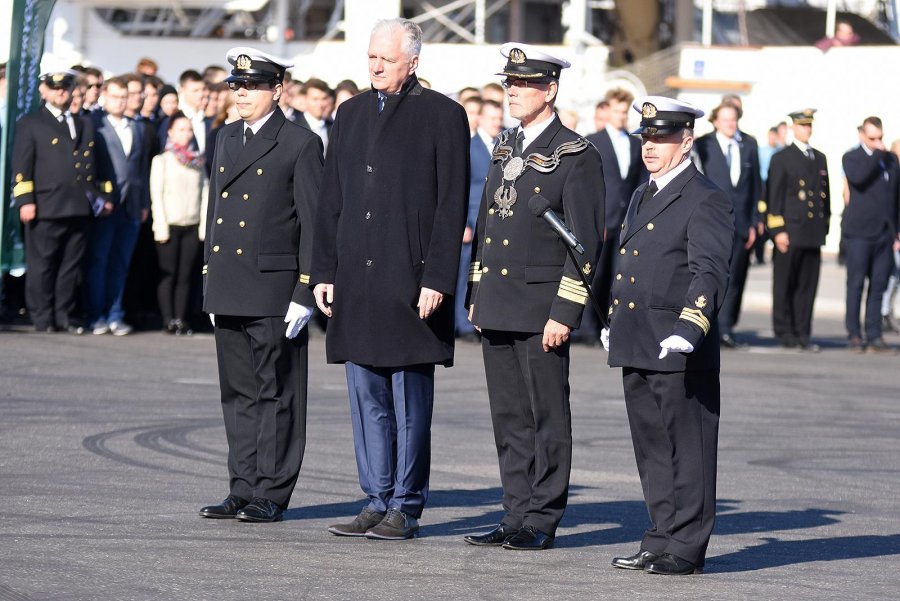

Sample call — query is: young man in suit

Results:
[199,47,322,523]
[693,102,763,347]
[603,96,734,575]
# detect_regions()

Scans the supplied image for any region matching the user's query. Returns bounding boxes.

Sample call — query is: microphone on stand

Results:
[528,195,584,255]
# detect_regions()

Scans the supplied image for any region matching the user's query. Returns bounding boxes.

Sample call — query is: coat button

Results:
[482,266,489,273]
[630,276,635,284]
[221,192,228,198]
[236,249,243,255]
[75,162,81,168]
[366,165,373,173]
[52,138,59,145]
[489,208,495,215]
[628,302,635,309]
[85,163,91,169]
[243,193,249,200]
[213,245,220,252]
[257,169,263,175]
[366,259,373,266]
[486,237,492,244]
[240,221,246,227]
[216,218,223,224]
[534,187,541,193]
[502,239,509,246]
[616,273,622,280]
[799,179,806,186]
[73,151,79,157]
[366,211,371,220]
[84,150,90,157]
[633,250,639,256]
[614,299,619,305]
[501,268,509,276]
[647,223,654,230]
[620,248,626,255]
[219,167,224,173]
[808,212,814,218]
[86,175,93,182]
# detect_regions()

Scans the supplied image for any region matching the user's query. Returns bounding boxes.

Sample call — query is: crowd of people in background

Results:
[1,53,899,353]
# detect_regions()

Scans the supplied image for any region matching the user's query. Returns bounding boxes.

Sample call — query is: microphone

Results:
[528,195,584,255]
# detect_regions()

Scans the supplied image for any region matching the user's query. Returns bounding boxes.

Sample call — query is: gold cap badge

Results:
[236,55,252,70]
[695,295,707,309]
[509,48,526,64]
[641,103,657,119]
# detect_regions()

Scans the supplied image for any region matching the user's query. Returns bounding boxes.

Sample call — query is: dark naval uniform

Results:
[467,112,605,538]
[766,138,830,348]
[202,51,323,516]
[608,96,733,574]
[13,94,99,332]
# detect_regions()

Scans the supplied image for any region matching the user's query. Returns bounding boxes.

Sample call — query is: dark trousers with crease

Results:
[481,329,571,536]
[345,362,435,518]
[844,235,894,341]
[24,216,89,329]
[214,315,307,508]
[772,245,821,346]
[718,234,750,335]
[622,368,719,567]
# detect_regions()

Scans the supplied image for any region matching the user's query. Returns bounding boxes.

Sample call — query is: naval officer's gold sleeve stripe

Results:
[558,289,588,305]
[469,272,482,283]
[13,181,34,197]
[298,274,310,285]
[468,261,482,282]
[767,214,785,229]
[679,308,710,334]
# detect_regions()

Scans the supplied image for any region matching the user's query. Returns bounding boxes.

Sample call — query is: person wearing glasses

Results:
[199,47,323,524]
[463,44,605,551]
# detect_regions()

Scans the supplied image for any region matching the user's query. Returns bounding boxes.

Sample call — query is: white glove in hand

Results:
[600,327,610,352]
[209,313,215,327]
[284,302,314,339]
[658,335,694,359]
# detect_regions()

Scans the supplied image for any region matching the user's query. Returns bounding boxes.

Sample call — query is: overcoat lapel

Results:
[621,163,698,244]
[223,108,284,188]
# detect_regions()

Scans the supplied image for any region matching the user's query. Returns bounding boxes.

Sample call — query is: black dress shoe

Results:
[848,335,865,352]
[236,497,283,522]
[611,549,660,570]
[719,333,742,349]
[502,525,554,550]
[867,338,897,354]
[328,508,386,536]
[463,523,519,546]
[645,553,702,575]
[199,495,249,519]
[799,342,821,353]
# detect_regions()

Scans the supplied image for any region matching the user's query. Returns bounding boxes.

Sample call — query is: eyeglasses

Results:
[87,83,102,90]
[500,78,549,90]
[227,81,275,92]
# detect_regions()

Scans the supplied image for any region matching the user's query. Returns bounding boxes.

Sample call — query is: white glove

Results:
[284,302,314,339]
[209,313,215,327]
[658,335,694,359]
[600,327,610,352]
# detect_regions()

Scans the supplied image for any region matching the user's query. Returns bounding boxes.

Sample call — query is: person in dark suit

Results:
[158,70,211,154]
[84,76,155,336]
[693,102,762,348]
[455,99,503,339]
[12,70,98,333]
[841,116,900,352]
[295,78,334,155]
[463,44,605,551]
[603,96,733,575]
[582,87,646,344]
[766,109,831,351]
[199,47,323,523]
[312,19,469,541]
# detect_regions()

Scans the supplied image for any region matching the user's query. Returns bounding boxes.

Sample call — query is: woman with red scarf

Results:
[150,112,208,335]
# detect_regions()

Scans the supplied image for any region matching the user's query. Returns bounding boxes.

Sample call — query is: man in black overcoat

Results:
[462,44,605,551]
[841,116,900,352]
[12,70,98,333]
[693,102,762,348]
[311,19,469,540]
[766,109,830,351]
[199,47,323,523]
[604,96,733,575]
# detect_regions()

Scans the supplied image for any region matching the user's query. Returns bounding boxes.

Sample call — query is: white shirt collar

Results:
[45,104,64,119]
[518,114,556,151]
[861,143,874,156]
[476,128,495,150]
[304,111,324,130]
[178,100,198,120]
[245,108,276,135]
[793,140,810,153]
[605,123,628,138]
[715,131,737,150]
[650,157,692,193]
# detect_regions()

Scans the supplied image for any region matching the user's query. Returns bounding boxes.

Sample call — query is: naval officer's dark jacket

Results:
[203,107,323,316]
[310,75,470,368]
[12,105,98,218]
[467,117,606,332]
[765,143,830,248]
[693,132,762,238]
[607,163,734,372]
[841,145,900,241]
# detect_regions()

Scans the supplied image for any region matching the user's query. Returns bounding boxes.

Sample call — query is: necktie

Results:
[728,142,740,186]
[377,94,385,114]
[636,180,658,215]
[513,130,525,157]
[807,148,814,161]
[244,127,254,146]
[58,114,75,140]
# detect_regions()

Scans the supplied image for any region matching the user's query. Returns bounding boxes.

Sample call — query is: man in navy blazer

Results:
[84,76,154,335]
[583,88,646,343]
[455,99,503,339]
[693,102,762,347]
[841,116,900,352]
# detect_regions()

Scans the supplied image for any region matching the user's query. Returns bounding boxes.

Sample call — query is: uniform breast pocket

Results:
[258,253,297,272]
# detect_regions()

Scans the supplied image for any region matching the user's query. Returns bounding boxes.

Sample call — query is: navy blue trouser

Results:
[345,362,435,518]
[844,235,894,341]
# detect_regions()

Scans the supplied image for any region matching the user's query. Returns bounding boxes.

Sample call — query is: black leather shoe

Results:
[199,495,249,519]
[463,523,519,546]
[611,549,660,570]
[848,335,865,352]
[719,333,742,349]
[328,508,386,536]
[799,342,821,353]
[645,553,702,575]
[235,497,283,522]
[502,525,554,550]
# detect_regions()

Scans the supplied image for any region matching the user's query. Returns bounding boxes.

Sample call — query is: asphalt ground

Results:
[1,257,899,601]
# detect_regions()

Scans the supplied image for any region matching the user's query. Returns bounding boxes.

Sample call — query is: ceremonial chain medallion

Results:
[495,156,527,220]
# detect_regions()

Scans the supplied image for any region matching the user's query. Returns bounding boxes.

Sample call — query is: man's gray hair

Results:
[371,18,423,58]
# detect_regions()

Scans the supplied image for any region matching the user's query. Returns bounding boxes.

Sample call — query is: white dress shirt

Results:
[178,101,207,153]
[518,114,557,152]
[107,114,133,157]
[606,124,632,180]
[45,104,76,140]
[716,131,741,187]
[650,157,693,194]
[303,112,329,154]
[244,108,276,138]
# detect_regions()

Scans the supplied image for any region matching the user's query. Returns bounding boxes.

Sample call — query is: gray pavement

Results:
[1,256,899,600]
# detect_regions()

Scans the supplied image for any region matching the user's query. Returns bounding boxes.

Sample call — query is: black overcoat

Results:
[310,75,470,367]
[203,108,323,316]
[607,163,734,371]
